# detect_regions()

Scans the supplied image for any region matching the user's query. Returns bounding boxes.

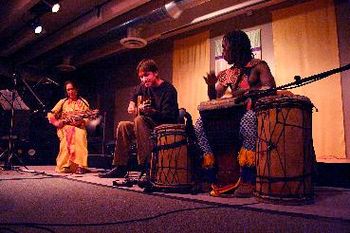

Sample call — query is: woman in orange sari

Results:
[47,80,90,174]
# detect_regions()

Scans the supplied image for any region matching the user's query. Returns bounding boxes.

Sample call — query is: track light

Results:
[34,25,43,34]
[31,18,43,34]
[43,0,60,13]
[51,3,60,13]
[42,0,61,13]
[30,0,61,15]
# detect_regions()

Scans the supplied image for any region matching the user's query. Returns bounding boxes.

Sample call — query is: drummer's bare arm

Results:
[232,87,248,97]
[214,82,227,99]
[207,84,216,100]
[249,61,276,91]
[203,71,219,100]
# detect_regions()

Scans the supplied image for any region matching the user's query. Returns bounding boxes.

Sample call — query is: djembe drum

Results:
[150,124,193,192]
[254,94,315,204]
[198,98,246,186]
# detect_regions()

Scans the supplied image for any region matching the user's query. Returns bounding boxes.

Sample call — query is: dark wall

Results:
[71,38,173,141]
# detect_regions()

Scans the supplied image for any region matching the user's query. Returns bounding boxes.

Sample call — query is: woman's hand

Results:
[53,119,64,129]
[70,119,85,127]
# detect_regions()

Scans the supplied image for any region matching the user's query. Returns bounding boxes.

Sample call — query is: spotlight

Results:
[51,3,60,13]
[43,0,60,13]
[34,25,43,34]
[30,0,60,16]
[31,18,43,34]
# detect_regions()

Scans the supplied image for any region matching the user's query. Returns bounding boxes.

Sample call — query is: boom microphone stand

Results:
[21,77,47,113]
[237,63,350,102]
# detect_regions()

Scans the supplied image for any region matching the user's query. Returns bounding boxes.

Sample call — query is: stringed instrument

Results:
[136,95,151,116]
[60,109,99,125]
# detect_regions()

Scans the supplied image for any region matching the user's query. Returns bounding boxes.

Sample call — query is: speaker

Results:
[88,153,112,169]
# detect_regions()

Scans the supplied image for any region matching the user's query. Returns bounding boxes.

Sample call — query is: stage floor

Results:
[1,165,350,232]
[4,165,350,221]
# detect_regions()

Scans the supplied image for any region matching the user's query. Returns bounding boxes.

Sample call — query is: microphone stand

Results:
[277,63,350,91]
[21,78,47,113]
[238,63,350,102]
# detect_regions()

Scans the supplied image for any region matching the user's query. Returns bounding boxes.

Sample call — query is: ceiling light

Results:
[31,18,43,34]
[34,25,43,34]
[51,3,60,13]
[43,0,60,13]
[30,0,60,15]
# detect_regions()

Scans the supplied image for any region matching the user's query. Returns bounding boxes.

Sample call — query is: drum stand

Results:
[0,77,29,170]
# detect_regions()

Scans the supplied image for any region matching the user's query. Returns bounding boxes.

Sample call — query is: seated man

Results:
[195,29,276,197]
[99,59,179,178]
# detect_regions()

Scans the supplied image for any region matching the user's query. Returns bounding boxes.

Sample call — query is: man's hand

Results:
[203,71,217,86]
[139,103,156,115]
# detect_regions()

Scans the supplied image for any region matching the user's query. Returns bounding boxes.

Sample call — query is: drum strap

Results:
[154,139,187,152]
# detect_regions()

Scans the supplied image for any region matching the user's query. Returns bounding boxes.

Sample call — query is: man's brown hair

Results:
[136,59,158,73]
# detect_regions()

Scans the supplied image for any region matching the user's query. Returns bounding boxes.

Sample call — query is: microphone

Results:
[45,77,60,86]
[32,105,47,114]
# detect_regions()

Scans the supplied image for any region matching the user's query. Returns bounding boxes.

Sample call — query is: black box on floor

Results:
[315,162,350,188]
[88,154,112,169]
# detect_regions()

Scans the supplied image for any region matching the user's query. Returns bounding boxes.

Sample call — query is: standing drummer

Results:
[99,59,179,179]
[195,29,276,197]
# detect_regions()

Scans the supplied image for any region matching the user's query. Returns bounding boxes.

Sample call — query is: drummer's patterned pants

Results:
[194,110,257,184]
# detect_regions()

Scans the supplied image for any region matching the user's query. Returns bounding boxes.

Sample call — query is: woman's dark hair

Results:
[64,80,79,97]
[136,59,158,74]
[223,30,253,66]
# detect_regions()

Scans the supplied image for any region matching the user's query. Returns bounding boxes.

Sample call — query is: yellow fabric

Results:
[48,98,89,172]
[272,0,345,159]
[238,148,255,167]
[173,32,210,121]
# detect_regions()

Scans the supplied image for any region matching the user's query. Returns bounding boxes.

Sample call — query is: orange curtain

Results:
[173,32,210,121]
[272,0,345,159]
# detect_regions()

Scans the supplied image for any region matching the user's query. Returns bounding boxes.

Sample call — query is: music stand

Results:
[0,87,30,170]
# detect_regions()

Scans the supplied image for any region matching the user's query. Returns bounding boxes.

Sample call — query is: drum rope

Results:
[256,173,313,183]
[153,128,191,187]
[153,139,187,152]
